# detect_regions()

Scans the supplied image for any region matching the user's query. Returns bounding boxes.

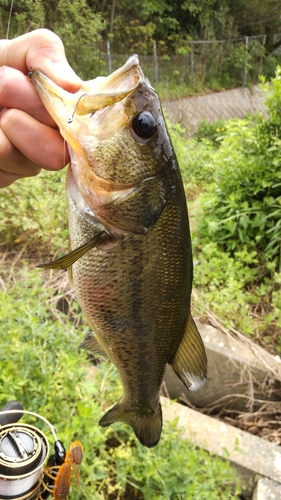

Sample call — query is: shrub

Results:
[188,67,281,349]
[194,68,281,273]
[194,119,227,146]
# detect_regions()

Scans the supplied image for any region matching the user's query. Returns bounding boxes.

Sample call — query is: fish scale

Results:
[32,55,207,447]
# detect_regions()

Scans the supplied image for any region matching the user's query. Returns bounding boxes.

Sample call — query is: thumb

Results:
[1,29,82,92]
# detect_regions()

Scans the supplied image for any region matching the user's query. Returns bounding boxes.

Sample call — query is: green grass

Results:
[0,260,240,499]
[0,170,68,253]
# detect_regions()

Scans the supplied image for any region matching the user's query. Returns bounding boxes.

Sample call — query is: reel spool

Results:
[0,401,64,500]
[0,423,49,500]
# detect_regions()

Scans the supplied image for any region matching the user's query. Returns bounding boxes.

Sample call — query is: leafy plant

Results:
[183,67,281,351]
[0,260,240,499]
[194,108,281,273]
[2,0,105,80]
[166,118,215,195]
[194,119,226,146]
[0,169,68,253]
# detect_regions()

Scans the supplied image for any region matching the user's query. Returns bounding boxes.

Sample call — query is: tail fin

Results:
[99,402,162,448]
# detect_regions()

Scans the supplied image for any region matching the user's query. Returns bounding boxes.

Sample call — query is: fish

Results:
[31,55,207,448]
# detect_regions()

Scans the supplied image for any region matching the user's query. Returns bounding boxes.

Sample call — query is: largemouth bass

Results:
[31,56,207,448]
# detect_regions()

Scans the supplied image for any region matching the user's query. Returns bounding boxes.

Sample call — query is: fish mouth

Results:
[30,54,143,140]
[31,56,155,234]
[75,54,143,116]
[31,55,144,186]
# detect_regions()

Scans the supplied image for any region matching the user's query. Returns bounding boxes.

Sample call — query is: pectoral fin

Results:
[37,232,107,270]
[170,314,207,392]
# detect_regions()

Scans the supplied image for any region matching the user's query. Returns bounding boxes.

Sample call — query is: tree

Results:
[0,0,105,78]
[1,0,281,70]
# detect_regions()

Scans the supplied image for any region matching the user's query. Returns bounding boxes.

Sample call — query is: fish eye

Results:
[132,111,157,139]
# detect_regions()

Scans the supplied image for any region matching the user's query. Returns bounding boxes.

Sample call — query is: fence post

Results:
[190,47,194,78]
[107,39,112,74]
[153,41,158,83]
[243,36,249,86]
[259,35,267,76]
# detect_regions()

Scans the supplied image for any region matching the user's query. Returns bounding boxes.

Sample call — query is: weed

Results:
[0,170,68,253]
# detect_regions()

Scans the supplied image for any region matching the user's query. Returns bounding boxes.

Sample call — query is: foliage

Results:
[194,119,226,146]
[260,65,281,125]
[0,169,68,253]
[191,236,281,353]
[1,0,281,89]
[0,262,240,499]
[97,0,281,53]
[184,67,281,351]
[0,0,105,79]
[194,64,281,273]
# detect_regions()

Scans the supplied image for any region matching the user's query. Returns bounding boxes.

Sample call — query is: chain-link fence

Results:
[67,34,280,136]
[89,34,281,90]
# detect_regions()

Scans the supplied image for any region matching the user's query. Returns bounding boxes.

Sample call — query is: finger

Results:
[0,67,56,127]
[0,128,41,186]
[0,29,81,92]
[0,170,27,189]
[1,108,70,170]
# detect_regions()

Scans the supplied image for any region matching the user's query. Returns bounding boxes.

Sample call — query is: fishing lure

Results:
[41,440,83,500]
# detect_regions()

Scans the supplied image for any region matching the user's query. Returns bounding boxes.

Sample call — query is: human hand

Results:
[0,29,81,188]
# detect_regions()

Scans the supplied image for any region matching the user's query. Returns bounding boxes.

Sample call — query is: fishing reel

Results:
[0,401,72,500]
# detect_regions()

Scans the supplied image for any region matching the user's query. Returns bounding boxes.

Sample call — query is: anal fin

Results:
[170,314,207,392]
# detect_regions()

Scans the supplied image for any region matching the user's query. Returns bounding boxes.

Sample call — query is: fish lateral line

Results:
[37,232,110,270]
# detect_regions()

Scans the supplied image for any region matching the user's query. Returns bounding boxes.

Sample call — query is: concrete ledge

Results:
[164,322,281,412]
[163,85,267,136]
[253,477,281,500]
[162,398,281,492]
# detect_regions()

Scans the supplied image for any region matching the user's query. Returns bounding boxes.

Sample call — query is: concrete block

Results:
[163,85,267,136]
[253,477,281,500]
[162,398,281,494]
[163,322,281,412]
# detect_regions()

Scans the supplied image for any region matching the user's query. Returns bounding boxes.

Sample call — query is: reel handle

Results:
[0,401,24,426]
